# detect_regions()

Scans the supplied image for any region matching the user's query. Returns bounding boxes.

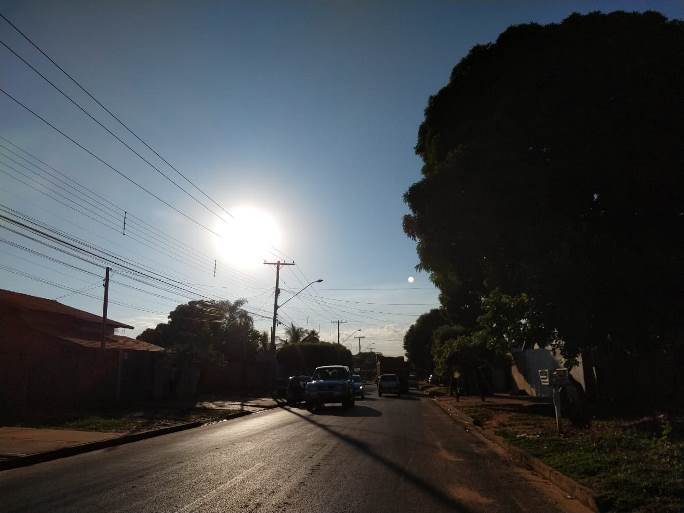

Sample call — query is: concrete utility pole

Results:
[355,335,366,354]
[264,260,295,349]
[332,320,347,344]
[101,266,110,351]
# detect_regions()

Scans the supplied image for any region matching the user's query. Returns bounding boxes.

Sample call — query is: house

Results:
[0,289,164,420]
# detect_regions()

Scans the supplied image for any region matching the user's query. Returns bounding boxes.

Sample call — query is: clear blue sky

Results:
[1,1,682,355]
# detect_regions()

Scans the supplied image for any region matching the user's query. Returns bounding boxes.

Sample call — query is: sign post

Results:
[539,368,569,434]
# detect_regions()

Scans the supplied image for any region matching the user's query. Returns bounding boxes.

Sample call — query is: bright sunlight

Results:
[214,206,282,269]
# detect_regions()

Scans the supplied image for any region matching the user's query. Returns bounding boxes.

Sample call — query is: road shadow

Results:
[279,405,474,513]
[310,405,381,417]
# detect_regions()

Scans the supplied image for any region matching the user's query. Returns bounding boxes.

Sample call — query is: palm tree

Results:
[285,322,306,344]
[303,329,320,343]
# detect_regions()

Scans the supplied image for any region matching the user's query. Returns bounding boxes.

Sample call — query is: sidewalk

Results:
[0,395,280,468]
[195,396,280,413]
[0,427,119,459]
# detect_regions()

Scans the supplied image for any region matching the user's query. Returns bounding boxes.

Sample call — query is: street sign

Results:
[538,369,550,386]
[538,368,570,434]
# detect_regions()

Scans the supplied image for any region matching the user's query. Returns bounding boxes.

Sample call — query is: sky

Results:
[1,0,682,355]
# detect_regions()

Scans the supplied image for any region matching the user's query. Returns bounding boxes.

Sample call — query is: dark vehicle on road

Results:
[376,355,409,393]
[378,373,401,397]
[408,373,418,389]
[286,375,310,405]
[305,365,354,410]
[351,374,365,399]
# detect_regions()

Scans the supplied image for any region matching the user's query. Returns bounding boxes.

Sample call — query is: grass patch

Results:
[462,406,495,426]
[494,412,684,512]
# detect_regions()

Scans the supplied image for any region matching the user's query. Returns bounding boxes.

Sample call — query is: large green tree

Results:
[138,299,261,365]
[404,11,684,361]
[276,341,353,375]
[403,309,447,373]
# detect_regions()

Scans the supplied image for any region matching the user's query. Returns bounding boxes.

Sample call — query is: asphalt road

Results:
[0,387,588,513]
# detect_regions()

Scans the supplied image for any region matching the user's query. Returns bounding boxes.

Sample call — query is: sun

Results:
[214,206,282,269]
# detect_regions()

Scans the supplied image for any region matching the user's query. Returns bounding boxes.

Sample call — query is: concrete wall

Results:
[510,348,585,398]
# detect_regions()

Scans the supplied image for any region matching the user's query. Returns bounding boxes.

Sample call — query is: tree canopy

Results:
[403,309,447,373]
[137,299,265,365]
[404,11,684,360]
[276,341,353,375]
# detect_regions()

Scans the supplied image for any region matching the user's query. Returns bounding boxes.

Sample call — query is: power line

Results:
[0,12,321,297]
[0,37,225,221]
[0,160,222,275]
[0,263,166,314]
[0,210,274,321]
[0,86,223,236]
[0,136,265,288]
[0,13,296,265]
[0,11,234,219]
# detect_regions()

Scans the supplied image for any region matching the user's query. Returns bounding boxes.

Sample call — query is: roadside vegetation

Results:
[403,10,683,408]
[402,11,684,512]
[453,399,684,513]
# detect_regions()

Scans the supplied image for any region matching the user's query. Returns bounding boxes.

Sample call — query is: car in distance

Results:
[286,375,310,405]
[408,373,418,389]
[378,373,401,397]
[351,374,365,399]
[305,365,354,410]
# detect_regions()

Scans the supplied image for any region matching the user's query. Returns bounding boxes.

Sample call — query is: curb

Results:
[0,410,255,472]
[433,398,602,513]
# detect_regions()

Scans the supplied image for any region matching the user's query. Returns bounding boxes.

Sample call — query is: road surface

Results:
[0,387,588,513]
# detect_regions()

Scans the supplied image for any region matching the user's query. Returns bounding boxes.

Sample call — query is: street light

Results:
[279,279,323,309]
[269,278,323,349]
[342,328,362,344]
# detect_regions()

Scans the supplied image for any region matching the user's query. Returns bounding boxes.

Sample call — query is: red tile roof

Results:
[60,334,164,352]
[0,289,134,329]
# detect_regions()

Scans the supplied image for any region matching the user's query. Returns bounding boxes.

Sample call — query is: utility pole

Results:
[332,320,347,344]
[355,335,366,354]
[264,260,295,349]
[101,266,110,351]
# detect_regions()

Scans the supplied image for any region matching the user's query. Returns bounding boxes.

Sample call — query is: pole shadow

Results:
[310,405,381,417]
[279,405,474,513]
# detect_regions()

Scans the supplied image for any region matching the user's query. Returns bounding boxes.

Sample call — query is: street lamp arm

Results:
[278,279,323,309]
[342,328,361,343]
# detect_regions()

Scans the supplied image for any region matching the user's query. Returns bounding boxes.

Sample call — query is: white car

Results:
[305,365,355,410]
